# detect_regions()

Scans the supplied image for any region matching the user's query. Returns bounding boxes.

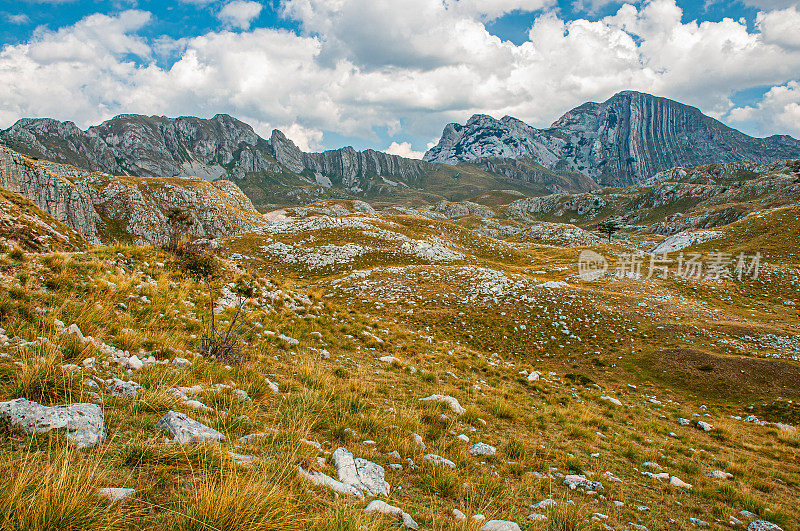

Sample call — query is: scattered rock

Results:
[364,500,419,529]
[532,499,557,509]
[172,357,191,369]
[297,466,363,498]
[97,487,135,502]
[670,476,693,489]
[452,509,466,520]
[563,474,603,491]
[706,470,733,479]
[107,379,137,398]
[332,447,390,496]
[600,395,622,406]
[419,394,466,415]
[747,522,783,531]
[155,410,225,444]
[0,398,105,448]
[468,442,496,456]
[481,520,521,531]
[696,421,714,432]
[424,453,456,469]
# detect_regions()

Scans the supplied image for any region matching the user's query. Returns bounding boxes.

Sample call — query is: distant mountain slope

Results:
[424,91,800,186]
[0,114,599,207]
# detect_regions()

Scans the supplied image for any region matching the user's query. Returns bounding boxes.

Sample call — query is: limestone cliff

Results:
[0,147,266,245]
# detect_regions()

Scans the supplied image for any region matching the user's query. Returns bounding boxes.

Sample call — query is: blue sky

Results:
[1,0,799,155]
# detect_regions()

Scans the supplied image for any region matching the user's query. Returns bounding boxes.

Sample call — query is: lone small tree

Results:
[165,208,193,252]
[596,220,619,241]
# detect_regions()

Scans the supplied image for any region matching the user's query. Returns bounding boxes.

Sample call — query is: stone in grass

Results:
[690,518,710,527]
[97,487,135,502]
[481,520,522,531]
[228,451,257,465]
[468,442,496,456]
[107,379,137,398]
[155,411,225,444]
[706,470,733,479]
[0,398,105,449]
[747,522,784,531]
[419,394,466,415]
[696,421,714,432]
[452,509,466,520]
[364,500,419,529]
[171,357,191,369]
[332,447,390,496]
[563,474,603,491]
[297,466,363,499]
[670,476,693,489]
[424,453,456,469]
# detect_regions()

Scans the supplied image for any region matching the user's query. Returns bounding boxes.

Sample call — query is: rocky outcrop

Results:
[424,91,800,186]
[0,186,87,252]
[0,147,266,244]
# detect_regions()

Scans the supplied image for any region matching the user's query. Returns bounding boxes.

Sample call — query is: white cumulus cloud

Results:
[383,142,425,159]
[729,81,800,137]
[218,1,264,30]
[2,0,800,149]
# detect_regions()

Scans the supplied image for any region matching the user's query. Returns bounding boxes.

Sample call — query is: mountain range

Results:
[1,90,798,206]
[424,91,800,186]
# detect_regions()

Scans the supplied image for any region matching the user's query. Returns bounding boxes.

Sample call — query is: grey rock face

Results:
[0,398,105,448]
[332,447,390,496]
[424,91,800,186]
[268,131,429,189]
[0,114,278,181]
[155,410,225,444]
[0,113,432,194]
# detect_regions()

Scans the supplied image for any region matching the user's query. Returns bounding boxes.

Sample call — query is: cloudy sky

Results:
[1,0,799,157]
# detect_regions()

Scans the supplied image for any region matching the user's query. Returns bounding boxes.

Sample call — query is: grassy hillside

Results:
[0,199,797,530]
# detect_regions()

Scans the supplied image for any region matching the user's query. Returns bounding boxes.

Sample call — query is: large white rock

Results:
[155,410,225,444]
[332,447,390,496]
[0,398,105,448]
[420,394,466,415]
[364,500,419,529]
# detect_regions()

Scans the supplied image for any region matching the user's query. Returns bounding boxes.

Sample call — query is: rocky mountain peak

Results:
[425,91,800,186]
